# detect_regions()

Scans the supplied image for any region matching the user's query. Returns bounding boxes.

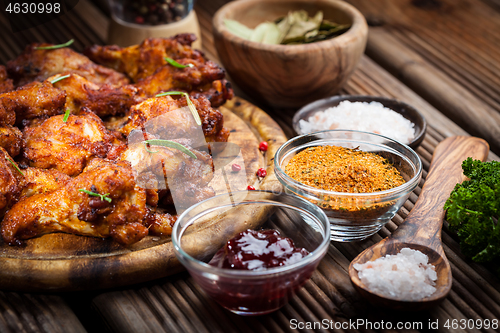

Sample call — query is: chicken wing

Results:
[19,167,71,200]
[49,73,144,117]
[0,66,14,93]
[0,80,66,127]
[84,34,205,82]
[0,125,23,157]
[1,159,148,246]
[0,147,24,218]
[23,109,126,176]
[120,95,228,144]
[7,44,130,87]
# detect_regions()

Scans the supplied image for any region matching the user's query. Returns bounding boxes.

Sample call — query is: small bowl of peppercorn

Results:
[172,190,330,316]
[274,130,422,242]
[107,0,202,48]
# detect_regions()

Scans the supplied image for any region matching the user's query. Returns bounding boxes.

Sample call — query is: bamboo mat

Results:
[0,1,499,332]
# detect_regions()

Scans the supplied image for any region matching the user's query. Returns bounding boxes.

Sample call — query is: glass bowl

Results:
[292,95,427,149]
[172,190,330,316]
[274,130,422,242]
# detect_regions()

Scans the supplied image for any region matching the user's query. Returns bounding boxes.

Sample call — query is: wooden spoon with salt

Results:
[349,136,489,310]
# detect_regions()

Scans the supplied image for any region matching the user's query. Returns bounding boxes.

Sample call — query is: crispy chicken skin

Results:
[0,66,14,93]
[49,73,144,117]
[7,44,130,87]
[0,81,66,127]
[19,167,71,199]
[120,95,227,143]
[84,34,205,82]
[134,60,226,97]
[1,159,148,246]
[0,125,23,157]
[123,134,215,210]
[0,147,24,218]
[145,210,177,236]
[23,109,125,176]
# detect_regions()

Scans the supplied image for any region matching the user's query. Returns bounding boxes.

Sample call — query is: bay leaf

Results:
[224,19,254,40]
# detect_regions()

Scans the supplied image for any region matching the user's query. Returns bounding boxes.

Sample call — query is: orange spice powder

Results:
[285,146,405,193]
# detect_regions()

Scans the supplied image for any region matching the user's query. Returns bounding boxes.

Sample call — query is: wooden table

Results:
[1,0,499,332]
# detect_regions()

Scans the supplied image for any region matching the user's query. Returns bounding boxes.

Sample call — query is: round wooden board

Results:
[0,97,287,292]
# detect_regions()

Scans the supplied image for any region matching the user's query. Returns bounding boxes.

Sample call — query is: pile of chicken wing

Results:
[0,34,233,246]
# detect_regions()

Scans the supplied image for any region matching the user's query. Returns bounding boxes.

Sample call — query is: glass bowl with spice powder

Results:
[274,130,422,242]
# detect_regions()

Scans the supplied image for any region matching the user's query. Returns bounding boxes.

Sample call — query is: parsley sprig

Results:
[63,109,71,122]
[142,139,197,159]
[35,39,74,50]
[49,74,70,84]
[6,157,24,176]
[78,189,112,203]
[155,91,201,126]
[165,57,194,69]
[444,158,500,263]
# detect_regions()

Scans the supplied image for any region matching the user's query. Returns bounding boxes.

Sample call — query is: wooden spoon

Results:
[348,136,489,310]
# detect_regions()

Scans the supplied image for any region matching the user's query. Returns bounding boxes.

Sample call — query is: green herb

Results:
[63,109,71,122]
[165,57,194,68]
[224,11,350,45]
[35,39,74,50]
[142,139,197,159]
[444,158,500,263]
[49,74,70,84]
[155,91,201,126]
[78,189,112,203]
[6,157,24,176]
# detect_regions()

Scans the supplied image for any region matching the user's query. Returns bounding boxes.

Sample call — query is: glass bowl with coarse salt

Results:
[292,95,427,149]
[274,130,422,242]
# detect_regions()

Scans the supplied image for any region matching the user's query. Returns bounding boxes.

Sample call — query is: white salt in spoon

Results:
[349,136,489,310]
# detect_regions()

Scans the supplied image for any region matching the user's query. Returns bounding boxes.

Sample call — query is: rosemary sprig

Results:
[155,91,201,126]
[78,189,112,203]
[35,39,74,50]
[165,57,194,69]
[6,157,24,176]
[142,139,197,159]
[63,109,71,122]
[49,74,70,84]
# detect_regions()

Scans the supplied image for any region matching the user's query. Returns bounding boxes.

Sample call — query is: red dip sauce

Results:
[209,229,309,270]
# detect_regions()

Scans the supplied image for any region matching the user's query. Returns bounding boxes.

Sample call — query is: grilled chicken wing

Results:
[19,167,71,199]
[7,44,130,87]
[84,34,205,82]
[0,80,66,127]
[0,147,23,218]
[0,125,23,157]
[23,109,126,176]
[49,73,144,117]
[120,95,228,144]
[0,66,14,93]
[1,159,148,246]
[122,132,215,208]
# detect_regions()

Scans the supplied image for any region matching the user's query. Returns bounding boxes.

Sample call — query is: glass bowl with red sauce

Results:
[172,190,330,316]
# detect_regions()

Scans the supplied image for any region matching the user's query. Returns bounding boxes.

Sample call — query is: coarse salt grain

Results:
[353,248,437,301]
[298,101,416,145]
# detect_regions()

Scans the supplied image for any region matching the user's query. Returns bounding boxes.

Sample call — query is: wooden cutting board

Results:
[0,97,287,292]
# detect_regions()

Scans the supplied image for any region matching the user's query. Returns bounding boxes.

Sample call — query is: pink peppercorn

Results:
[259,141,268,152]
[231,163,241,172]
[135,16,145,24]
[247,185,255,191]
[256,168,267,178]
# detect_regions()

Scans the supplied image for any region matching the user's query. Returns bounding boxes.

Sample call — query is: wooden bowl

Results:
[292,95,427,149]
[212,0,368,109]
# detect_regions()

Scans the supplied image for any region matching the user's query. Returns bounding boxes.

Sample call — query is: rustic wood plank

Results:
[346,0,500,154]
[0,292,86,333]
